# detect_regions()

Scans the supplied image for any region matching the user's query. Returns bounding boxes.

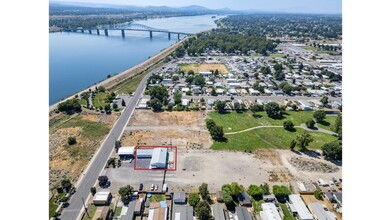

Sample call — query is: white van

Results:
[162,184,167,193]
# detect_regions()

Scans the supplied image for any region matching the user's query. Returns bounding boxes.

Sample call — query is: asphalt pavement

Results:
[59,72,152,220]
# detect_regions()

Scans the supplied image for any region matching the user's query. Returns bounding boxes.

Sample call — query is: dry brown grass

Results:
[180,63,229,74]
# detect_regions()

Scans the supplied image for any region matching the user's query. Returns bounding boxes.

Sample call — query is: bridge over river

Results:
[64,23,193,39]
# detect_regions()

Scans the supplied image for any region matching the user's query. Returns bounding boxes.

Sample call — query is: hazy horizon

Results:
[51,0,342,14]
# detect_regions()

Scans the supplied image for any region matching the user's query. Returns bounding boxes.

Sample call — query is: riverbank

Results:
[49,36,189,112]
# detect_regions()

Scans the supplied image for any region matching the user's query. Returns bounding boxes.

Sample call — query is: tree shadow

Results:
[291,149,302,155]
[217,137,228,142]
[300,149,320,159]
[252,114,263,118]
[323,157,343,166]
[318,121,331,126]
[286,128,297,132]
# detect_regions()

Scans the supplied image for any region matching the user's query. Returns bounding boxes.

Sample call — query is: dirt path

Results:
[225,125,337,135]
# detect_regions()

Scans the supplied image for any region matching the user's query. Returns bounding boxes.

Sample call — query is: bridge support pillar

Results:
[97,29,100,35]
[121,29,125,38]
[178,33,180,40]
[168,32,171,39]
[150,31,153,38]
[88,29,92,34]
[104,29,108,36]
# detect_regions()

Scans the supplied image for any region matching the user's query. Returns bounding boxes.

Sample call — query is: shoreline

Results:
[49,36,189,112]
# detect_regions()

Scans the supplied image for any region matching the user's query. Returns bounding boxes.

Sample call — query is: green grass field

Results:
[114,206,123,217]
[58,115,110,138]
[209,111,338,151]
[49,196,59,218]
[208,111,336,132]
[149,194,166,202]
[111,71,149,95]
[212,127,337,151]
[92,92,109,109]
[268,53,285,58]
[78,98,88,106]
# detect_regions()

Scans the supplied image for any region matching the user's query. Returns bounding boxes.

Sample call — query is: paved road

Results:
[59,72,152,220]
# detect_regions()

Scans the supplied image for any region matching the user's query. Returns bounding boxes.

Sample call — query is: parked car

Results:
[139,183,144,191]
[150,184,155,191]
[154,184,159,191]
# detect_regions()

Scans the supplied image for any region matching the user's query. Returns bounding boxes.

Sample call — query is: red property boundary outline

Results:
[134,146,177,171]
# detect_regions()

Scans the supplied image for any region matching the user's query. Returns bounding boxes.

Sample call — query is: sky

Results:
[52,0,342,14]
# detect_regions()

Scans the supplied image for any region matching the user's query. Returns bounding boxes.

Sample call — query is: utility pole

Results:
[81,197,90,218]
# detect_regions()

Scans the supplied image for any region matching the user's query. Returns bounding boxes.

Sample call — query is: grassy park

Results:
[208,111,337,132]
[208,110,338,151]
[110,71,149,95]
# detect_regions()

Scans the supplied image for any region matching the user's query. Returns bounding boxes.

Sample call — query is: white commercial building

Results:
[260,203,282,220]
[150,148,167,169]
[93,191,112,205]
[287,194,313,220]
[118,146,135,159]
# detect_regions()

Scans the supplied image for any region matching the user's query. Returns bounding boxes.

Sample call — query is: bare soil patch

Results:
[179,63,229,74]
[49,111,118,188]
[288,156,339,173]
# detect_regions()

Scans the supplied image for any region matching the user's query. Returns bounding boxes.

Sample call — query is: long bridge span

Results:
[64,23,193,39]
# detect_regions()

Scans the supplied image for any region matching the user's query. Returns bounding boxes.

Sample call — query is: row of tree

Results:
[205,119,225,141]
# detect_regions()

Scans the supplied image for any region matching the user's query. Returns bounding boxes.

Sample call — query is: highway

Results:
[59,71,152,220]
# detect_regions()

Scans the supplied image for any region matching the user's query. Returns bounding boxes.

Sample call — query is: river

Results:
[49,14,225,105]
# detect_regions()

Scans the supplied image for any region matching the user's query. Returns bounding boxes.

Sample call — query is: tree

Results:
[172,75,179,81]
[68,137,77,145]
[314,190,323,200]
[221,184,233,205]
[296,131,314,151]
[313,110,326,122]
[260,183,270,195]
[254,72,259,78]
[211,88,217,96]
[306,119,315,128]
[115,140,121,153]
[149,86,168,102]
[189,193,201,207]
[195,201,212,220]
[251,103,263,112]
[174,92,182,105]
[194,75,206,86]
[205,119,216,130]
[121,99,126,107]
[272,185,291,202]
[215,101,226,114]
[334,113,342,139]
[150,98,162,111]
[199,183,209,200]
[247,185,262,198]
[188,70,195,75]
[90,187,96,196]
[113,103,118,109]
[167,103,174,111]
[97,86,106,93]
[264,102,282,119]
[209,125,224,141]
[118,185,133,205]
[322,140,342,160]
[58,99,82,115]
[320,96,329,107]
[283,120,294,131]
[282,84,294,94]
[230,182,243,196]
[61,178,72,191]
[104,104,111,113]
[290,139,297,151]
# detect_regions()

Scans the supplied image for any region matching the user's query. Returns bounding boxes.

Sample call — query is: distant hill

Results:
[49,1,231,13]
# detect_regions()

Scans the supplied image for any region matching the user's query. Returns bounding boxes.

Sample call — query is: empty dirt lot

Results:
[122,110,213,148]
[179,63,229,74]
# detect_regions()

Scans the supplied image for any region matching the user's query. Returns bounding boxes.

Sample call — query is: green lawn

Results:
[149,194,166,202]
[208,110,336,132]
[114,206,123,217]
[78,98,88,106]
[268,53,285,58]
[49,196,59,218]
[82,204,97,220]
[92,92,109,109]
[111,71,149,95]
[279,203,295,220]
[212,127,337,151]
[58,115,110,138]
[317,115,337,131]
